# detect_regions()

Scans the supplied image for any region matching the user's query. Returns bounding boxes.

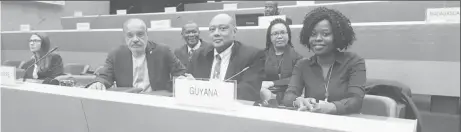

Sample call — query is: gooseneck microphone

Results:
[22,47,59,82]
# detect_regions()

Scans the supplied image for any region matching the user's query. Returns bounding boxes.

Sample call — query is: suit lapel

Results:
[225,41,241,80]
[145,41,157,83]
[119,46,133,86]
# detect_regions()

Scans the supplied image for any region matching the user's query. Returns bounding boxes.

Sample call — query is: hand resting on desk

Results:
[87,82,106,90]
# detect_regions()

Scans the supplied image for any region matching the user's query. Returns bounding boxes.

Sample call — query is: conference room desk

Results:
[1,82,418,132]
[60,1,459,29]
[2,22,459,98]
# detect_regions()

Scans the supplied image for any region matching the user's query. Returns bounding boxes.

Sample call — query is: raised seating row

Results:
[184,1,297,11]
[60,1,460,29]
[2,22,459,97]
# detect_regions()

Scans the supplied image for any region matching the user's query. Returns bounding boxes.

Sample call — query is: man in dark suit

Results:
[186,14,265,101]
[174,21,210,68]
[264,1,293,25]
[87,18,186,92]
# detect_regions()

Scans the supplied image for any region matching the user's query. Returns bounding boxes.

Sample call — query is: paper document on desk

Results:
[258,15,286,28]
[1,66,16,85]
[150,20,171,29]
[173,78,237,110]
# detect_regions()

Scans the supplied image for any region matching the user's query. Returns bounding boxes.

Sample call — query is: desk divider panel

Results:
[1,88,90,132]
[81,98,340,132]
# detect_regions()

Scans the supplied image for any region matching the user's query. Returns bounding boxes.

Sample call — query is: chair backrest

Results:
[361,94,399,118]
[64,63,90,75]
[2,60,24,68]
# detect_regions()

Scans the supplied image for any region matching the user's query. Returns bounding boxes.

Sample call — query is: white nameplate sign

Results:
[174,78,237,110]
[296,1,315,6]
[258,15,286,27]
[1,66,16,85]
[150,20,171,29]
[223,3,238,10]
[74,11,83,17]
[165,7,176,13]
[426,7,460,23]
[20,24,30,31]
[76,22,90,30]
[116,9,127,15]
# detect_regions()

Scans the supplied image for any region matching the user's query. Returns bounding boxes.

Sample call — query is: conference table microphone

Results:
[22,47,59,82]
[224,57,264,81]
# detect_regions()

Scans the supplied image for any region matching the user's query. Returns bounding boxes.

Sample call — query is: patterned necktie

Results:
[212,55,222,79]
[188,49,195,61]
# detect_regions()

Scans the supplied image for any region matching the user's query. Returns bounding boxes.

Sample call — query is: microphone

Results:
[176,3,183,8]
[224,56,264,81]
[22,47,59,82]
[31,17,46,30]
[126,5,134,14]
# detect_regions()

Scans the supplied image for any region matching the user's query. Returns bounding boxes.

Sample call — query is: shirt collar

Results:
[187,40,202,52]
[309,51,346,66]
[214,42,234,58]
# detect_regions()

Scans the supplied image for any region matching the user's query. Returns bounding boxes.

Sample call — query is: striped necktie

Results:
[212,55,222,79]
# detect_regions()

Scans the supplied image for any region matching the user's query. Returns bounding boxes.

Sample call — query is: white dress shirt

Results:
[210,43,234,81]
[187,40,201,55]
[132,54,152,92]
[32,64,39,79]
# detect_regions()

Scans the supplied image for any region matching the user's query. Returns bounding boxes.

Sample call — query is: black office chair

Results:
[2,60,24,68]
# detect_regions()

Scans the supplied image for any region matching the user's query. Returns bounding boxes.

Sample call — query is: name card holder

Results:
[426,7,460,23]
[117,9,127,15]
[20,24,30,31]
[76,23,90,30]
[223,3,238,10]
[1,66,16,85]
[173,78,237,111]
[258,15,286,27]
[165,7,176,13]
[74,11,83,17]
[150,20,171,29]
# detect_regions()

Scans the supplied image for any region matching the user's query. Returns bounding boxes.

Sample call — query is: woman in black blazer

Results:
[21,32,64,80]
[259,19,302,105]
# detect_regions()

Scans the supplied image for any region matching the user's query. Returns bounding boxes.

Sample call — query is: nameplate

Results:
[165,7,177,13]
[20,24,30,31]
[76,23,90,30]
[426,7,460,23]
[116,9,127,15]
[296,1,315,6]
[1,66,16,85]
[150,20,171,29]
[223,3,238,10]
[74,11,83,17]
[258,15,286,27]
[173,78,237,110]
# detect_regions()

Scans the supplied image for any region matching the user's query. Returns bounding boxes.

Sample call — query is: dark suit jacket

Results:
[187,41,265,101]
[94,41,186,91]
[21,53,64,79]
[263,47,302,102]
[264,47,302,87]
[174,39,210,68]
